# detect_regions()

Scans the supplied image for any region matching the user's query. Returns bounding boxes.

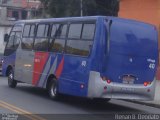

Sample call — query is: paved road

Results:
[0,76,160,120]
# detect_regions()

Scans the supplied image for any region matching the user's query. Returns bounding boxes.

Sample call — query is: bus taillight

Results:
[144,82,148,86]
[107,80,111,84]
[144,81,151,86]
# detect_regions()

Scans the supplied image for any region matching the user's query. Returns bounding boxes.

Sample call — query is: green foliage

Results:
[40,0,119,17]
[95,0,119,16]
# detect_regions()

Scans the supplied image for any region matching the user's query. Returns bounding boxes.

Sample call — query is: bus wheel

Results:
[48,79,59,100]
[8,69,17,88]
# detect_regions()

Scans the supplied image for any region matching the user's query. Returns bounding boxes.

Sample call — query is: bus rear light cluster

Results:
[144,81,151,86]
[101,76,111,84]
[107,80,111,84]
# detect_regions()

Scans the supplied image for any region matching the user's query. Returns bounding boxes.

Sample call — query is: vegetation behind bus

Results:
[40,0,119,18]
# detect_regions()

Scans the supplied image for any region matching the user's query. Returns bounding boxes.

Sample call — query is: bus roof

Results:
[15,16,104,24]
[15,16,156,28]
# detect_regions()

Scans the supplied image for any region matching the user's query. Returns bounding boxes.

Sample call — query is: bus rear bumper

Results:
[87,71,156,101]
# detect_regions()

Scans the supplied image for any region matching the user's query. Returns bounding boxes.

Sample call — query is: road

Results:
[0,76,160,120]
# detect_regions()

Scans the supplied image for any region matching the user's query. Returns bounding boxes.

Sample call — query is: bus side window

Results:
[6,32,15,49]
[4,25,22,56]
[68,24,82,39]
[34,24,49,51]
[22,24,35,50]
[82,24,95,40]
[23,25,30,37]
[50,24,67,53]
[30,25,35,37]
[14,32,21,49]
[57,24,67,38]
[66,23,95,56]
[51,24,59,38]
[7,27,22,49]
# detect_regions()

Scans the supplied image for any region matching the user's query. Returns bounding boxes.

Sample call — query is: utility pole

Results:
[80,0,83,16]
[27,0,30,19]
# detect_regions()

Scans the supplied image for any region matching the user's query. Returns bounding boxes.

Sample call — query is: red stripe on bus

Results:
[55,57,64,79]
[32,52,49,85]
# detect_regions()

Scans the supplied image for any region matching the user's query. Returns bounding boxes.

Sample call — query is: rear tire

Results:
[8,69,17,88]
[48,78,59,100]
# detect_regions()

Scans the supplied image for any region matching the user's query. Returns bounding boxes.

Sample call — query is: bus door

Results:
[59,22,95,97]
[4,25,22,77]
[15,24,36,84]
[31,24,50,86]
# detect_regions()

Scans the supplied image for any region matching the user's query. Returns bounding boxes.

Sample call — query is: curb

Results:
[126,100,160,109]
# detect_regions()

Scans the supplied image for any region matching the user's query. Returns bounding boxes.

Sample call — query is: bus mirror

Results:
[4,34,9,42]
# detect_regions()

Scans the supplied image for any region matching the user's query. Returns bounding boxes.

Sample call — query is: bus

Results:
[2,16,158,101]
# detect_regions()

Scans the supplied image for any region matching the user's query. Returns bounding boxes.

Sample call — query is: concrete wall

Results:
[119,0,160,26]
[0,6,7,21]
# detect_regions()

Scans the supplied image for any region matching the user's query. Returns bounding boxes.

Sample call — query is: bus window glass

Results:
[44,25,49,37]
[4,25,22,56]
[22,24,35,50]
[57,24,67,38]
[6,32,15,49]
[66,40,92,56]
[14,32,21,48]
[34,38,48,51]
[51,24,59,38]
[50,39,65,53]
[37,24,45,37]
[22,38,33,50]
[34,24,49,51]
[50,23,67,53]
[30,25,35,37]
[12,26,22,32]
[68,24,82,39]
[82,24,95,39]
[23,25,30,37]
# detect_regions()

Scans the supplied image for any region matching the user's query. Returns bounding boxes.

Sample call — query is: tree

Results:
[39,0,50,17]
[40,0,119,17]
[95,0,119,16]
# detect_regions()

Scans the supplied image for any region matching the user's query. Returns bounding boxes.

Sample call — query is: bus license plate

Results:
[122,76,135,84]
[121,88,135,92]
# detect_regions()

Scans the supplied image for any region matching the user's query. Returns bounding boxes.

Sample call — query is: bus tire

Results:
[8,69,17,88]
[48,78,59,100]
